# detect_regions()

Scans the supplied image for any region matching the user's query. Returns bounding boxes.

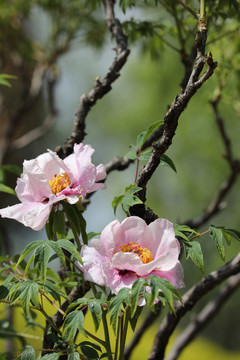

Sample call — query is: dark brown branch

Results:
[57,0,130,159]
[148,253,240,360]
[134,24,217,207]
[166,273,240,360]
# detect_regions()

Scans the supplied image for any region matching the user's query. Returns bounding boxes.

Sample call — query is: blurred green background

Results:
[0,1,239,358]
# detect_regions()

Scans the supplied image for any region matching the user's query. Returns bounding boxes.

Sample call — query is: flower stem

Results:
[118,306,130,360]
[102,310,113,360]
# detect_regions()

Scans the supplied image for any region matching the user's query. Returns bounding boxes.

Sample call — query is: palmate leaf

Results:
[62,310,86,343]
[10,280,39,317]
[16,241,45,267]
[112,184,143,215]
[34,243,52,283]
[57,239,82,263]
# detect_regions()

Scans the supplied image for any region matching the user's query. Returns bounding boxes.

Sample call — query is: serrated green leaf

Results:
[17,241,45,267]
[160,154,177,172]
[122,194,142,214]
[129,306,143,332]
[88,301,102,332]
[46,210,56,240]
[48,241,66,267]
[209,226,225,261]
[130,278,147,317]
[79,341,101,352]
[11,281,39,317]
[63,310,86,343]
[112,195,125,215]
[174,224,199,241]
[109,288,130,334]
[41,280,69,302]
[0,183,16,195]
[185,240,204,273]
[57,239,82,264]
[34,243,52,283]
[21,345,36,360]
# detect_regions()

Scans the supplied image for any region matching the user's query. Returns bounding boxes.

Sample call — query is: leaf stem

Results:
[191,229,210,241]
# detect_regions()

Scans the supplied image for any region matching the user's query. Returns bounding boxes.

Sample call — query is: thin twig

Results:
[177,0,198,19]
[57,0,130,159]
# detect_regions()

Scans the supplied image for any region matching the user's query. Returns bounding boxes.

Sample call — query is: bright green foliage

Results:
[41,353,60,360]
[185,240,205,274]
[112,184,143,215]
[109,288,130,334]
[130,277,148,317]
[0,74,17,87]
[62,310,86,343]
[209,225,226,261]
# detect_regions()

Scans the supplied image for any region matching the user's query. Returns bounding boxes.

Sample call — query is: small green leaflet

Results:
[88,300,103,332]
[112,184,143,215]
[137,120,163,150]
[0,74,17,88]
[160,154,177,172]
[67,353,80,360]
[41,353,60,360]
[119,0,136,14]
[174,224,199,241]
[130,277,147,318]
[34,243,52,283]
[62,310,86,343]
[184,240,204,274]
[10,281,39,318]
[209,225,225,261]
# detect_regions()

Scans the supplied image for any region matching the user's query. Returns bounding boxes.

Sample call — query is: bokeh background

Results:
[0,1,239,359]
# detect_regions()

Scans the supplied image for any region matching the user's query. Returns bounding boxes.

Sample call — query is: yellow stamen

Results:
[118,241,153,264]
[48,172,71,195]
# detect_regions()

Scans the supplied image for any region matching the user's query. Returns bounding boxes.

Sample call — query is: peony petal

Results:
[95,164,106,182]
[102,263,138,294]
[112,251,143,271]
[100,220,121,257]
[80,244,107,286]
[113,216,147,249]
[0,201,52,231]
[150,261,185,289]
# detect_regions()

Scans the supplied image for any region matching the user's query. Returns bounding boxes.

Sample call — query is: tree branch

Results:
[57,0,130,159]
[148,253,240,360]
[165,273,240,360]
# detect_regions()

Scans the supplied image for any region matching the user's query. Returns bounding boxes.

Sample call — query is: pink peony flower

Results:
[80,216,184,295]
[0,143,106,230]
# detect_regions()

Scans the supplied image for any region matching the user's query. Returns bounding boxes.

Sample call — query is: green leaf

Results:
[125,144,138,160]
[160,154,177,172]
[148,276,182,313]
[138,149,152,161]
[78,211,88,244]
[21,345,36,360]
[137,120,163,149]
[88,300,102,332]
[87,232,101,241]
[34,243,52,283]
[53,210,66,239]
[79,341,101,352]
[67,353,80,360]
[41,353,60,360]
[57,239,82,263]
[62,310,86,343]
[112,195,125,215]
[174,224,199,241]
[62,202,81,237]
[129,305,143,332]
[79,344,99,360]
[0,285,9,300]
[0,183,16,195]
[185,240,204,273]
[0,74,17,88]
[122,184,143,215]
[16,241,45,267]
[42,280,69,302]
[130,278,147,317]
[209,225,226,261]
[46,210,56,240]
[48,241,66,267]
[109,288,130,334]
[222,228,240,242]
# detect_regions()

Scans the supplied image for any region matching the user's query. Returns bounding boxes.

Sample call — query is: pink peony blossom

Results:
[0,143,106,230]
[80,216,184,295]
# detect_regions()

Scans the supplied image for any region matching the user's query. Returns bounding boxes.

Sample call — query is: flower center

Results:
[118,241,153,264]
[48,172,71,195]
